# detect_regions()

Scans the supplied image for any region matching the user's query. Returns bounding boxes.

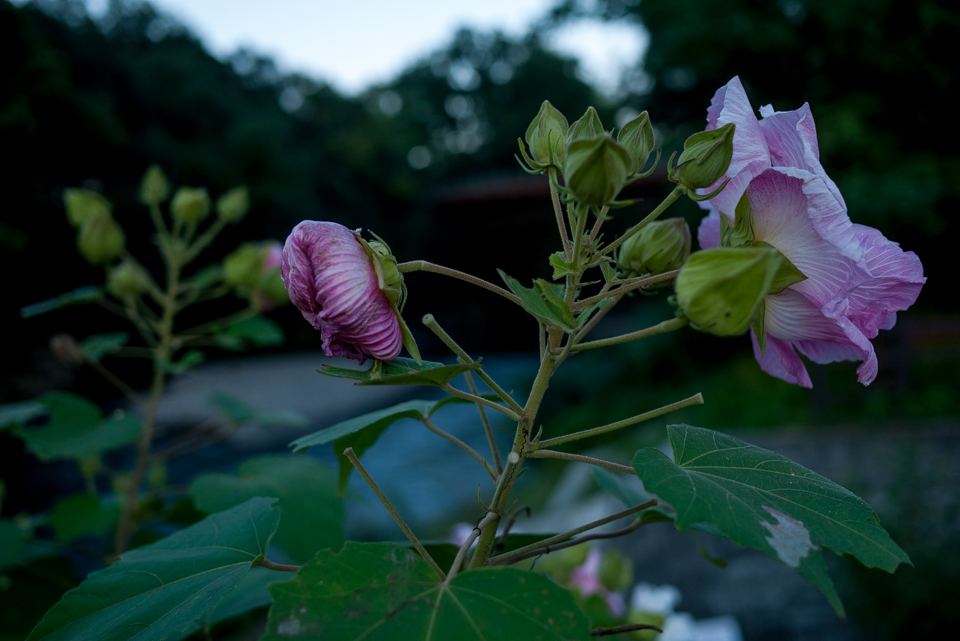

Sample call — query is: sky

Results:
[88,0,648,96]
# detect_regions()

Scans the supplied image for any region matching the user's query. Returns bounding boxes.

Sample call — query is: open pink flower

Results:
[698,78,925,387]
[281,221,402,363]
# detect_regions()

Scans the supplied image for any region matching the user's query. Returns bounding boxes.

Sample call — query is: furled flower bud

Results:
[223,243,264,291]
[77,214,125,265]
[281,221,403,363]
[618,218,691,278]
[566,106,604,145]
[674,246,781,336]
[107,260,150,300]
[138,165,171,206]
[670,123,735,190]
[63,189,111,228]
[170,187,211,224]
[617,111,655,175]
[524,100,568,168]
[216,185,250,224]
[563,135,631,207]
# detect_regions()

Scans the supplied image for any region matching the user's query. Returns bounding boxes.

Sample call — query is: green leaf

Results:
[290,397,474,495]
[19,286,103,319]
[0,519,24,570]
[79,332,129,362]
[190,456,343,564]
[0,400,47,431]
[27,497,281,641]
[16,392,141,461]
[218,316,285,349]
[320,357,480,387]
[548,252,578,280]
[264,542,591,641]
[208,392,308,429]
[498,270,578,332]
[47,494,119,541]
[632,425,913,617]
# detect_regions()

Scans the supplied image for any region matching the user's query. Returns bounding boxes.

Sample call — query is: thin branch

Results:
[85,358,146,407]
[571,316,689,352]
[182,217,228,265]
[441,384,521,422]
[446,511,498,583]
[423,314,524,415]
[574,270,679,311]
[527,449,635,474]
[397,260,521,306]
[548,168,571,254]
[499,519,645,565]
[489,500,657,565]
[490,452,521,513]
[537,393,704,449]
[256,558,301,573]
[495,505,531,554]
[597,184,685,259]
[344,447,446,580]
[591,623,663,637]
[422,417,497,481]
[464,370,502,473]
[589,205,609,243]
[573,293,622,346]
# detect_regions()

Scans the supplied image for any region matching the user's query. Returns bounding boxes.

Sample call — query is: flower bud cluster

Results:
[63,188,126,265]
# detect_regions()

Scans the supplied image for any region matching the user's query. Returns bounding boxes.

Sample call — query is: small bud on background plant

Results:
[619,218,691,279]
[524,100,568,169]
[63,189,111,228]
[563,135,631,208]
[670,123,735,190]
[216,185,250,224]
[224,243,265,292]
[258,241,289,308]
[138,165,171,206]
[77,213,125,265]
[107,261,150,300]
[566,106,604,145]
[617,111,655,175]
[170,187,211,224]
[675,246,781,336]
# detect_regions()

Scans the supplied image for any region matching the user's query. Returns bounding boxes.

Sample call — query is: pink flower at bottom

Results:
[281,220,402,363]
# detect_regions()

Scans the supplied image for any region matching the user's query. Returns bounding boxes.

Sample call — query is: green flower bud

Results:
[674,246,781,336]
[563,134,631,207]
[670,123,736,190]
[63,189,111,228]
[216,185,250,224]
[619,218,691,278]
[617,111,655,175]
[258,268,289,306]
[138,165,171,206]
[77,214,125,265]
[107,260,150,299]
[566,106,604,145]
[223,243,263,291]
[524,100,568,168]
[170,187,211,224]
[599,548,634,592]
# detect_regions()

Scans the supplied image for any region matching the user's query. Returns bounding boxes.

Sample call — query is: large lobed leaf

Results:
[632,425,911,617]
[264,542,591,641]
[320,357,480,387]
[27,497,280,641]
[190,455,343,564]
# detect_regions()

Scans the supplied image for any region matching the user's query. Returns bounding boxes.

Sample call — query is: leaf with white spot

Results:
[264,542,591,641]
[632,424,912,618]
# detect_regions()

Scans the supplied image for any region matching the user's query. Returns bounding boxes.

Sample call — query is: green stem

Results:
[536,393,703,449]
[149,203,168,236]
[571,316,689,352]
[344,447,446,580]
[256,558,302,573]
[572,293,622,345]
[464,370,502,473]
[589,205,609,243]
[496,518,645,565]
[182,217,228,265]
[598,185,685,259]
[421,417,497,480]
[398,261,521,306]
[548,167,571,255]
[573,270,679,311]
[440,384,521,422]
[446,511,498,583]
[527,450,635,474]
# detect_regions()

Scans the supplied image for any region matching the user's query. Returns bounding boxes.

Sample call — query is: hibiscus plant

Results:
[3,77,925,640]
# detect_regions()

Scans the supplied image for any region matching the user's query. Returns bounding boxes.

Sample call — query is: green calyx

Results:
[566,106,604,145]
[670,122,736,190]
[138,164,171,206]
[674,246,782,336]
[617,110,656,176]
[63,189,112,228]
[216,186,250,224]
[522,100,569,170]
[77,214,125,265]
[618,217,691,279]
[562,134,632,208]
[107,260,150,300]
[170,187,211,224]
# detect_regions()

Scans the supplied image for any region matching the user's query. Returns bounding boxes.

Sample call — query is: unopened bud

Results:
[63,189,111,228]
[675,246,781,336]
[216,185,250,224]
[524,101,568,168]
[619,218,691,278]
[566,106,604,145]
[170,187,211,224]
[77,214,125,265]
[599,548,634,592]
[107,261,149,299]
[617,111,655,175]
[223,243,263,291]
[670,123,735,190]
[563,135,631,207]
[138,165,171,206]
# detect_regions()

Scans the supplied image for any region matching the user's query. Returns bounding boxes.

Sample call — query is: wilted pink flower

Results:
[281,221,402,363]
[698,77,925,387]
